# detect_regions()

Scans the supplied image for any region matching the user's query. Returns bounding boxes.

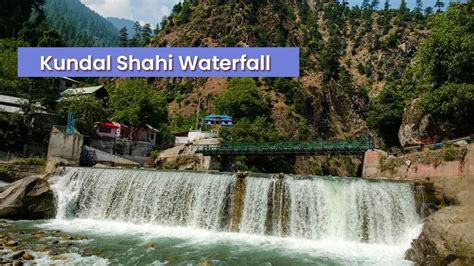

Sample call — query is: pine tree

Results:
[361,0,371,10]
[119,27,128,47]
[415,0,423,14]
[384,0,390,10]
[371,0,380,10]
[129,21,142,47]
[434,0,444,12]
[141,23,152,46]
[424,6,433,16]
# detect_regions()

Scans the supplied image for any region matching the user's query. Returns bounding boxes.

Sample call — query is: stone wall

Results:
[363,144,474,181]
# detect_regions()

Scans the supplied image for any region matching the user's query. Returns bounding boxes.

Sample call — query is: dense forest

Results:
[0,0,472,173]
[43,0,119,47]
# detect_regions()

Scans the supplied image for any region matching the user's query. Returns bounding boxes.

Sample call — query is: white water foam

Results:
[48,167,423,263]
[39,218,421,265]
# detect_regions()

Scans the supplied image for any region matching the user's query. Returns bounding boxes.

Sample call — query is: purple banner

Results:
[18,47,299,77]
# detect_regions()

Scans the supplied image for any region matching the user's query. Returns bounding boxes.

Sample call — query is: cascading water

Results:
[51,167,420,246]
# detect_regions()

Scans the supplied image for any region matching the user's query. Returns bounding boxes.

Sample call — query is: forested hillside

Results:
[107,17,136,33]
[150,0,472,162]
[153,0,426,146]
[44,0,119,46]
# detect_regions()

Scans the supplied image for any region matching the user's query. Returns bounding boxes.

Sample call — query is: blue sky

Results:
[80,0,455,26]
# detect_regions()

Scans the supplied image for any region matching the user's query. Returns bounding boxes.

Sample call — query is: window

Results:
[99,127,112,133]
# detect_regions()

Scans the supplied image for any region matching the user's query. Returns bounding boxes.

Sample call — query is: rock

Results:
[13,260,24,266]
[0,175,56,220]
[145,242,156,249]
[406,178,474,265]
[60,236,73,241]
[10,250,25,260]
[6,240,19,246]
[454,140,468,147]
[22,252,34,260]
[398,98,442,147]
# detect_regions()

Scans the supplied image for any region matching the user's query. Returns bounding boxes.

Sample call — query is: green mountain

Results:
[107,17,136,33]
[154,0,427,145]
[44,0,119,47]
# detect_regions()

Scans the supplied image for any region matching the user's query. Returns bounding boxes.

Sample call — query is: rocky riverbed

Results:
[0,219,107,265]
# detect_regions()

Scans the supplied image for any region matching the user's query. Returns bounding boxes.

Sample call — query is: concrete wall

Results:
[46,127,84,169]
[363,144,474,181]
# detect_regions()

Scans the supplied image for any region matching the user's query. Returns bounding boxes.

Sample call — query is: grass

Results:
[11,156,46,166]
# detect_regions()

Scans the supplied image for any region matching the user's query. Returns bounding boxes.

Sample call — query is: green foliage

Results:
[220,116,280,143]
[109,79,168,129]
[412,4,474,87]
[119,27,128,47]
[271,78,299,104]
[420,83,474,134]
[0,0,45,38]
[11,156,46,165]
[367,83,407,147]
[43,0,119,46]
[442,144,466,162]
[0,39,59,107]
[215,78,268,120]
[58,95,108,135]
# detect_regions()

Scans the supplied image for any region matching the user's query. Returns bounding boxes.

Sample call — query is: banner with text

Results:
[18,47,299,77]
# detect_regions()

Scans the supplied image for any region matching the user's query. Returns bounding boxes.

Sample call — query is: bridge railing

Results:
[195,138,375,156]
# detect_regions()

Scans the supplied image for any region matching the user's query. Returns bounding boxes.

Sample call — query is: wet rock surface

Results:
[0,175,56,220]
[406,178,474,265]
[0,220,96,265]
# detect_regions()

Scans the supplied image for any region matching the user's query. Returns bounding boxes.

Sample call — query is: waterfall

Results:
[51,168,420,245]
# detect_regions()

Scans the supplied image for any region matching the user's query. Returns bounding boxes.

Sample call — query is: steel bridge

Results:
[195,138,375,156]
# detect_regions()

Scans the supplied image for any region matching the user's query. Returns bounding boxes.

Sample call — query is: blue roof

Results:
[204,115,233,121]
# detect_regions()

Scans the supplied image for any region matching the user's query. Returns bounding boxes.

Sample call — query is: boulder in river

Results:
[0,175,56,220]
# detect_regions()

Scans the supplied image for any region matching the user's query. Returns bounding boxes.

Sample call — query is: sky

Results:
[80,0,454,26]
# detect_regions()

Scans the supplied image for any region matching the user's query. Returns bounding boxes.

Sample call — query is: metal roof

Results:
[0,95,24,105]
[61,77,80,84]
[61,86,104,96]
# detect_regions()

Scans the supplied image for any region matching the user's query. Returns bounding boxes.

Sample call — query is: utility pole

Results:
[195,97,201,130]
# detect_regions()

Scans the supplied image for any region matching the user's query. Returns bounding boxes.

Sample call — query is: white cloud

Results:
[80,0,180,26]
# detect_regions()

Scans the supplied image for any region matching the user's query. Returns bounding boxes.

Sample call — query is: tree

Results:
[119,27,128,47]
[434,0,444,12]
[109,79,168,133]
[141,24,152,46]
[58,95,108,135]
[0,0,45,38]
[361,0,371,10]
[367,83,407,147]
[424,7,433,16]
[420,83,474,135]
[179,0,192,24]
[18,8,64,47]
[414,0,423,16]
[214,78,268,120]
[412,4,474,87]
[370,0,380,10]
[384,0,390,10]
[129,22,142,47]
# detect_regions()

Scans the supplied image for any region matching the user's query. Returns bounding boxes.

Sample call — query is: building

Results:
[95,121,129,139]
[60,85,108,101]
[136,125,160,146]
[0,94,45,114]
[56,77,80,92]
[95,121,158,146]
[203,115,234,127]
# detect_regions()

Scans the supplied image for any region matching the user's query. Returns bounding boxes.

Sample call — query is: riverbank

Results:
[363,143,474,264]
